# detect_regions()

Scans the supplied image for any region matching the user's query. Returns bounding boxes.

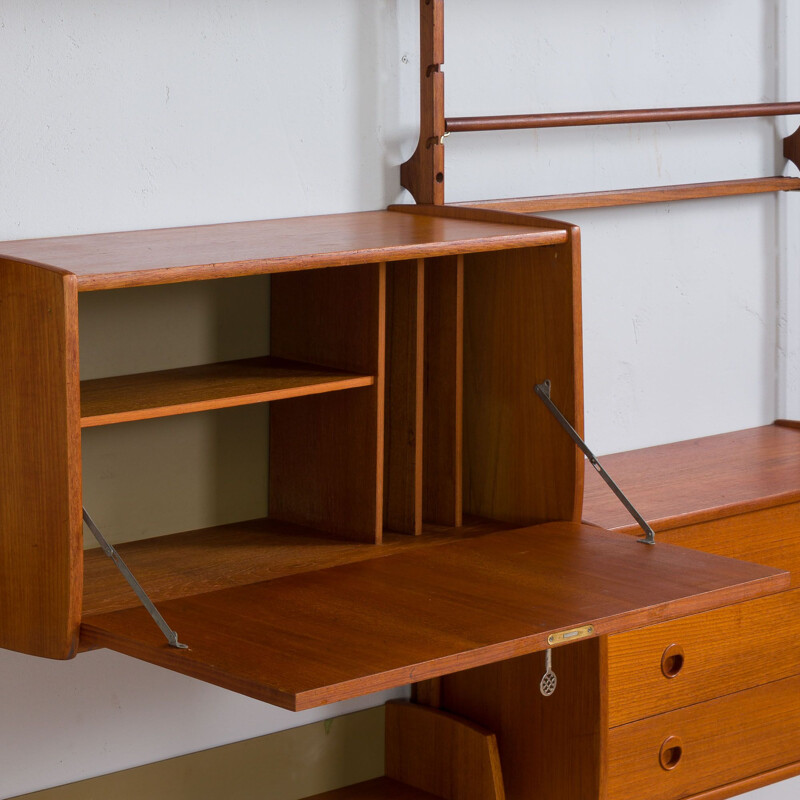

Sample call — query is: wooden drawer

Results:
[658,502,800,589]
[607,588,800,727]
[607,674,800,800]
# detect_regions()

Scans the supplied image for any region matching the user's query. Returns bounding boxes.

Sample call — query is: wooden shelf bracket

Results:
[785,125,800,172]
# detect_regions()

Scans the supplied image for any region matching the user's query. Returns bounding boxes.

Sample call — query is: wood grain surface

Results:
[607,675,800,800]
[438,640,604,800]
[582,424,800,533]
[0,259,82,659]
[80,356,374,427]
[422,255,463,527]
[446,102,800,132]
[653,503,800,589]
[81,523,787,710]
[451,177,800,213]
[269,264,385,542]
[384,260,424,534]
[681,762,800,800]
[607,589,800,727]
[463,234,584,524]
[385,701,505,800]
[0,211,567,291]
[81,516,514,617]
[399,0,445,205]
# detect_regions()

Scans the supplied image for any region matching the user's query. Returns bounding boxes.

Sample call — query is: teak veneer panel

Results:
[464,233,584,524]
[81,516,513,617]
[607,675,800,800]
[438,640,604,800]
[269,264,386,543]
[80,523,787,711]
[385,702,505,800]
[607,589,800,727]
[80,356,374,427]
[582,424,800,533]
[0,211,568,291]
[655,502,800,588]
[0,259,82,659]
[384,260,425,534]
[423,255,464,527]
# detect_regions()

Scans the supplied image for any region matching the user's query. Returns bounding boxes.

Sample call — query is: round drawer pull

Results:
[659,736,684,771]
[661,643,685,678]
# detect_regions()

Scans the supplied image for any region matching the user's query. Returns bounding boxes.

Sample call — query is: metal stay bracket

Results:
[534,380,656,545]
[83,508,189,648]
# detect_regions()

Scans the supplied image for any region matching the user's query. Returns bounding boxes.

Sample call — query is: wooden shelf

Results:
[582,423,800,533]
[80,356,374,427]
[80,523,787,711]
[0,209,567,291]
[82,516,512,616]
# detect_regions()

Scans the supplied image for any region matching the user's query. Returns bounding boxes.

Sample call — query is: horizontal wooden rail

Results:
[451,177,800,213]
[446,102,800,133]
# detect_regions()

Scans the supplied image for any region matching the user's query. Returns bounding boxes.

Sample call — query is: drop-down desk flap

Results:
[81,522,788,711]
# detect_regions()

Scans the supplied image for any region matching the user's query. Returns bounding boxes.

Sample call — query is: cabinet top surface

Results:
[0,209,568,291]
[583,424,800,532]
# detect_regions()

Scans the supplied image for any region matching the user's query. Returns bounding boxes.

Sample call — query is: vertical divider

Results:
[384,259,425,534]
[463,233,583,525]
[423,255,464,528]
[269,263,386,543]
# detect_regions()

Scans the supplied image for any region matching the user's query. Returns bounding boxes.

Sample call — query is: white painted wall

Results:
[0,1,798,797]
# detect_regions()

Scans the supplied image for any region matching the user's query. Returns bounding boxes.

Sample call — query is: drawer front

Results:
[659,502,800,588]
[607,588,800,726]
[606,675,800,800]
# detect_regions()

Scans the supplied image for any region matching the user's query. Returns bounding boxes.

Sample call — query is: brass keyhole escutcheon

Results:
[659,736,683,771]
[661,643,685,678]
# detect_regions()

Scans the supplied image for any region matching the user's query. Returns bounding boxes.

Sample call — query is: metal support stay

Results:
[534,380,656,545]
[83,508,189,648]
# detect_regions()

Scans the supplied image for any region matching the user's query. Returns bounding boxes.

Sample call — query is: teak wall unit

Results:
[0,206,792,800]
[3,5,800,800]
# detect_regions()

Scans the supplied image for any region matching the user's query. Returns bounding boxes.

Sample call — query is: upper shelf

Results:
[0,209,567,291]
[80,522,787,711]
[583,423,800,533]
[80,356,373,427]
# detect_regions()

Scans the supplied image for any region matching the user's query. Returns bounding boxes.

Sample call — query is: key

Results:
[540,648,557,697]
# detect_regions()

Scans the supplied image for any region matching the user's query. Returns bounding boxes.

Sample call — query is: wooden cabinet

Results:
[0,207,793,799]
[607,675,800,800]
[585,424,800,800]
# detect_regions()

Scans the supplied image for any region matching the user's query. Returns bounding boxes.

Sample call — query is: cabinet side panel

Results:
[270,264,385,542]
[0,259,81,658]
[464,234,584,524]
[423,255,463,528]
[438,640,603,800]
[384,260,424,535]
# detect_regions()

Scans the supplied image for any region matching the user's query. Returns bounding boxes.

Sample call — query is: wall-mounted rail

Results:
[446,102,800,134]
[400,0,800,210]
